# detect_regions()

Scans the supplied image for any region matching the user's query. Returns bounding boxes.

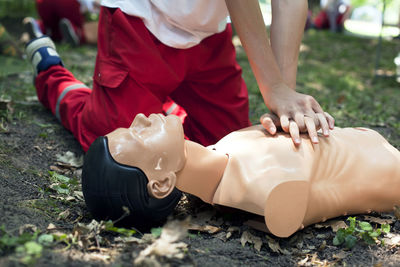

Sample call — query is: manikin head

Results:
[82,114,186,229]
[107,113,186,198]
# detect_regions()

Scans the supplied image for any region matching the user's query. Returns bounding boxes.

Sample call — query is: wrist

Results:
[261,82,292,97]
[261,82,296,108]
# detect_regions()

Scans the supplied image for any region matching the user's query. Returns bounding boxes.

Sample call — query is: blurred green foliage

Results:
[351,0,394,7]
[0,0,36,18]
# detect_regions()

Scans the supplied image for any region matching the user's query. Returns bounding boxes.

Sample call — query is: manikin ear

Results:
[147,172,177,199]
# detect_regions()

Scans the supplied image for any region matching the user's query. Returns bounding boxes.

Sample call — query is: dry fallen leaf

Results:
[393,206,400,220]
[47,223,57,230]
[316,234,327,239]
[188,223,222,234]
[288,232,304,249]
[73,191,84,201]
[141,233,156,243]
[226,226,240,240]
[134,219,189,265]
[33,145,43,152]
[241,231,262,252]
[333,251,348,260]
[18,224,37,235]
[57,209,71,220]
[50,165,65,173]
[56,151,83,168]
[114,236,144,244]
[73,221,97,242]
[314,220,347,232]
[299,253,330,266]
[382,233,400,246]
[265,235,290,255]
[318,240,327,251]
[297,254,309,266]
[363,215,396,225]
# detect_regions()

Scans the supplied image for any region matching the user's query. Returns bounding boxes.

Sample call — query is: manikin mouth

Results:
[156,113,166,123]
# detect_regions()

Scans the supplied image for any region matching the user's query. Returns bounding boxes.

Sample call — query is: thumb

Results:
[260,113,280,135]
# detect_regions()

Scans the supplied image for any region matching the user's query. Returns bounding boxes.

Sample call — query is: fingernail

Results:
[312,137,319,143]
[295,138,301,144]
[270,127,275,133]
[324,130,329,136]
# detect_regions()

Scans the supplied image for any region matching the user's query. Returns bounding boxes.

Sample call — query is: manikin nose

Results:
[132,113,151,127]
[135,113,151,126]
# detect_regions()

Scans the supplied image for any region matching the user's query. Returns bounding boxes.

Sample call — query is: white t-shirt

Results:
[101,0,228,49]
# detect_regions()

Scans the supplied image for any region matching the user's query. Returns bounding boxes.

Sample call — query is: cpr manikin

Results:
[82,113,400,237]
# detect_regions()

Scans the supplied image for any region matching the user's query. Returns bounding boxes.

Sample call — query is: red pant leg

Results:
[36,56,176,152]
[35,65,92,145]
[35,0,84,42]
[314,11,329,29]
[35,63,166,152]
[171,24,251,146]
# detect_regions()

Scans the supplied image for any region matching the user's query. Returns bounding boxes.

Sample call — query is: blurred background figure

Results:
[311,0,351,32]
[23,0,99,45]
[0,23,23,57]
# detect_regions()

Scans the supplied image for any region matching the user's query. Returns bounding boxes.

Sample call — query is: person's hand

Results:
[260,111,335,145]
[260,84,335,145]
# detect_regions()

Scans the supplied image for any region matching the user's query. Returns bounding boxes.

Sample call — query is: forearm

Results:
[270,0,307,89]
[225,0,285,101]
[226,0,334,142]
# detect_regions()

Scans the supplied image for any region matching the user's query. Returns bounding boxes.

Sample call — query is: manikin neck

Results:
[175,140,228,203]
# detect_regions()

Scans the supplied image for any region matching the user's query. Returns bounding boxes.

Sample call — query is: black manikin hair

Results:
[82,137,182,230]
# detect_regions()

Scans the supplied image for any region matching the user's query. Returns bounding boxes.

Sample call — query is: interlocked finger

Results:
[294,113,306,132]
[280,115,290,133]
[304,116,318,143]
[289,120,300,145]
[324,112,335,129]
[305,113,320,130]
[317,113,329,136]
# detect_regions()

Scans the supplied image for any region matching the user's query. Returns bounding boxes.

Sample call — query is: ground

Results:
[0,20,400,266]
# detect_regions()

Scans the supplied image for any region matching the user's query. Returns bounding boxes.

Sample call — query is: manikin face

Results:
[106,113,186,198]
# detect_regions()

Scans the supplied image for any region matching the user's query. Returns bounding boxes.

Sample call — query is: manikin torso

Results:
[203,125,400,235]
[106,114,400,238]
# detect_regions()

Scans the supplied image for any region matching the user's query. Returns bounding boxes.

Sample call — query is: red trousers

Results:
[313,9,348,29]
[35,0,85,42]
[35,7,250,152]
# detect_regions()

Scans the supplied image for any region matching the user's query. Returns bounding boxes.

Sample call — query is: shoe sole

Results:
[59,18,80,46]
[23,17,43,39]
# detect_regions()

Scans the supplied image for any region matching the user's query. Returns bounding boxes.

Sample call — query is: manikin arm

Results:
[225,0,334,145]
